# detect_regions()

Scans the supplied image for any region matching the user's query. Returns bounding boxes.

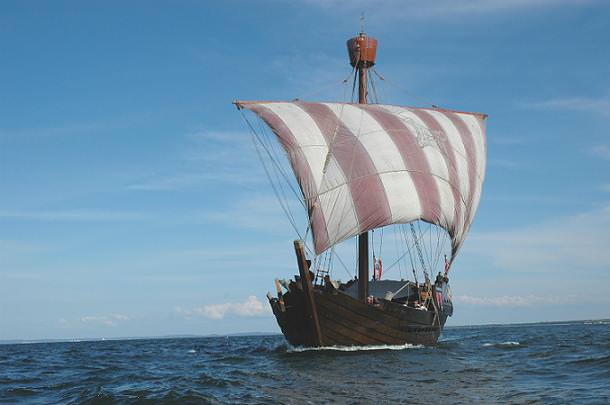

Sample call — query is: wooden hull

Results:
[269,284,451,347]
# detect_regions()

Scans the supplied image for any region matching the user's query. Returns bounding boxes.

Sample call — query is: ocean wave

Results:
[3,323,609,404]
[568,355,610,367]
[483,341,521,348]
[288,343,424,352]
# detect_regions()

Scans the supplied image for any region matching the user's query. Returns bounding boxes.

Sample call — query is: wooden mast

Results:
[347,29,378,301]
[357,62,369,302]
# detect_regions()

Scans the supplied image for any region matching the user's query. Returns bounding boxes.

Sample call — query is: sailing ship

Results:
[235,30,487,347]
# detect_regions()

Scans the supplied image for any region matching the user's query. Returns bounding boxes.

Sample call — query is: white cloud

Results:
[78,314,132,327]
[454,294,573,307]
[590,145,610,160]
[463,204,610,272]
[525,96,610,116]
[600,183,610,192]
[176,296,269,320]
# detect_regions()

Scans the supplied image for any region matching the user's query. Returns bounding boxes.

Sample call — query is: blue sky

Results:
[1,0,609,340]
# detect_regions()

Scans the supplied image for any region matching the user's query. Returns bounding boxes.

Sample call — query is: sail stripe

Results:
[297,102,392,235]
[424,110,471,241]
[361,105,438,222]
[444,112,478,234]
[458,113,487,240]
[380,106,456,230]
[324,104,423,225]
[264,103,360,250]
[409,109,463,242]
[247,104,331,253]
[241,101,487,258]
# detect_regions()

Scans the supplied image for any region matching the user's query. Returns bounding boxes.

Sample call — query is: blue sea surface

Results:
[1,320,609,404]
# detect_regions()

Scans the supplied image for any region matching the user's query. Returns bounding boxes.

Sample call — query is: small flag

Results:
[374,257,383,280]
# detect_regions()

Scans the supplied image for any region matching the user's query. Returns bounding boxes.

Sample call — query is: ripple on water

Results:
[1,321,609,404]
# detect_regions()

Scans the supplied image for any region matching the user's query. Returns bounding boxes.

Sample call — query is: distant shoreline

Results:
[1,318,608,346]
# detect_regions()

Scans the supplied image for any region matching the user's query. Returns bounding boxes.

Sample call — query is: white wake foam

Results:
[288,343,424,353]
[483,341,520,347]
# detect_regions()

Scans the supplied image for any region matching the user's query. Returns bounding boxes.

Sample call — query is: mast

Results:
[347,28,378,301]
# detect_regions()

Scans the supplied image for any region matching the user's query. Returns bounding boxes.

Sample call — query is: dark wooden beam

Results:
[293,240,323,346]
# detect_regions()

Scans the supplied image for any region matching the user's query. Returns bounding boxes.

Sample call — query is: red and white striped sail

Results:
[239,101,487,259]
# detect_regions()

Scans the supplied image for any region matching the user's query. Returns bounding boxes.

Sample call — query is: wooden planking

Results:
[329,289,435,327]
[383,300,436,326]
[319,318,379,346]
[315,329,341,346]
[319,291,416,331]
[271,282,446,347]
[318,310,392,345]
[317,324,364,346]
[317,294,407,343]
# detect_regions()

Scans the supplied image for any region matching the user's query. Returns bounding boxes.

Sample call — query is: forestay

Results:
[237,101,487,261]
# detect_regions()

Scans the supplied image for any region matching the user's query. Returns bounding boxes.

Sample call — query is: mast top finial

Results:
[360,12,365,34]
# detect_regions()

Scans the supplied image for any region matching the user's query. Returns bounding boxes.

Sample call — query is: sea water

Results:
[1,320,609,404]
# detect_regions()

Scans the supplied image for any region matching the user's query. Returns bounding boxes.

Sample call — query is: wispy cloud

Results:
[0,123,104,140]
[524,96,610,116]
[600,183,610,192]
[185,130,247,143]
[464,203,610,272]
[0,209,151,222]
[0,199,301,234]
[199,195,305,233]
[269,53,348,101]
[127,172,259,191]
[77,314,132,327]
[0,272,45,281]
[304,0,594,20]
[590,144,610,160]
[0,240,50,254]
[175,296,269,320]
[488,158,523,170]
[454,294,575,307]
[127,129,265,191]
[489,136,529,146]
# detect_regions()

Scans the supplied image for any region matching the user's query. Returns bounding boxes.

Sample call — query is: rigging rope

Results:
[368,69,379,103]
[333,247,353,280]
[410,222,429,280]
[372,67,441,109]
[239,66,455,280]
[241,111,314,255]
[243,111,305,209]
